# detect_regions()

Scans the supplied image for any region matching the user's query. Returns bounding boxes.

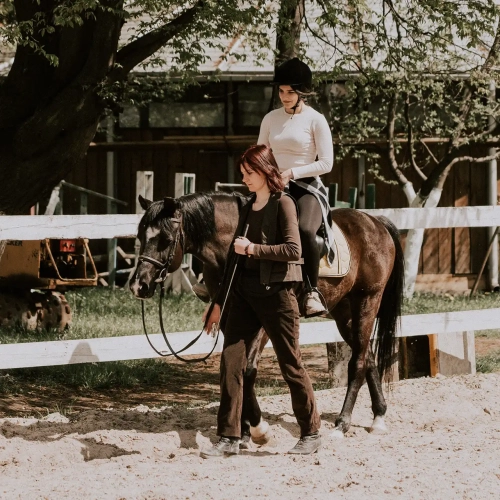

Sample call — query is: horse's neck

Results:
[187,194,240,268]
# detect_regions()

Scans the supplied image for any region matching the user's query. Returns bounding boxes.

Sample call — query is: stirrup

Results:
[304,288,327,318]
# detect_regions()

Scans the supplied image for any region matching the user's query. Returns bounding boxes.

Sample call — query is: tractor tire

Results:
[0,289,72,332]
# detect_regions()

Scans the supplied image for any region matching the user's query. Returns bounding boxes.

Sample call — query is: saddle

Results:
[316,221,351,277]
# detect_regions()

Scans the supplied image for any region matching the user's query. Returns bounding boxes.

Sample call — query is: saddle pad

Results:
[318,221,351,277]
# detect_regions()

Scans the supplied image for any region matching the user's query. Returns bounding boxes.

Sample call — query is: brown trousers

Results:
[217,275,321,438]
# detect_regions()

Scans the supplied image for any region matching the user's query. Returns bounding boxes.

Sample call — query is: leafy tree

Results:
[2,0,500,296]
[0,0,271,215]
[303,0,500,296]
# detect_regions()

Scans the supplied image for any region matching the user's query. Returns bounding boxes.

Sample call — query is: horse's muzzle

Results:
[129,270,157,299]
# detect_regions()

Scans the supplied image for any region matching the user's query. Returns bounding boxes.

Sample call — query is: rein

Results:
[138,215,221,363]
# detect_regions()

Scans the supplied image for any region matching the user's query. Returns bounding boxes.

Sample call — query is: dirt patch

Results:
[475,337,500,356]
[1,339,498,417]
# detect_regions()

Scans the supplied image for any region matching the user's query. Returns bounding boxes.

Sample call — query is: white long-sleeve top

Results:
[257,105,334,180]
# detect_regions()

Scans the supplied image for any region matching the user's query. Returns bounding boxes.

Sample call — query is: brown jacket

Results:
[233,191,303,285]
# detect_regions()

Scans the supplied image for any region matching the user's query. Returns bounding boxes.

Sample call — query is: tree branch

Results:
[420,17,500,197]
[112,1,204,80]
[404,93,427,181]
[447,150,500,169]
[419,139,439,165]
[387,92,410,186]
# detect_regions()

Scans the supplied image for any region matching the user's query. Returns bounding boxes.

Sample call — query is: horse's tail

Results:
[374,216,405,381]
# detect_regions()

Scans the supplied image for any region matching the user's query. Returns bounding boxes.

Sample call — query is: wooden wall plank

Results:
[454,159,471,273]
[469,155,488,273]
[438,167,454,274]
[422,229,439,274]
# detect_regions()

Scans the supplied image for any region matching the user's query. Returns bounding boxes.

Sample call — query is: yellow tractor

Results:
[0,238,97,331]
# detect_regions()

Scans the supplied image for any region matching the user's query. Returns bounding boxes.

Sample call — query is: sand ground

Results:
[1,372,499,499]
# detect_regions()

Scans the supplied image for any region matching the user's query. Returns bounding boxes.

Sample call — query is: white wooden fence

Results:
[1,205,499,370]
[2,206,500,240]
[0,308,496,369]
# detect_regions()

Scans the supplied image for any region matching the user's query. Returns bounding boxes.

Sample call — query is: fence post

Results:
[366,183,376,209]
[80,192,88,215]
[124,172,154,288]
[107,202,117,289]
[135,171,154,214]
[358,158,366,209]
[348,187,358,208]
[328,183,339,207]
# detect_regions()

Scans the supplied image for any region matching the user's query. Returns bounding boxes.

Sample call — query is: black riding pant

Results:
[217,274,321,438]
[288,183,323,289]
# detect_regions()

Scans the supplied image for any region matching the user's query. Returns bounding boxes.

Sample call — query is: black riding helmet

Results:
[271,57,313,93]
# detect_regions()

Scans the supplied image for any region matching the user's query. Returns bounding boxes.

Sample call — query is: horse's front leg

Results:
[332,293,384,437]
[241,328,271,447]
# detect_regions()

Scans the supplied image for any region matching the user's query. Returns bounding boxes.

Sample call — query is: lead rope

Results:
[140,285,221,363]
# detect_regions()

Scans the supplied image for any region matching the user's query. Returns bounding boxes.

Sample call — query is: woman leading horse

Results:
[199,144,321,458]
[130,185,404,443]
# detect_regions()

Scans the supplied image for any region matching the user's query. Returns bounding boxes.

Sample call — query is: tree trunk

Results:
[0,2,123,215]
[0,115,100,214]
[268,0,305,110]
[0,1,203,215]
[403,187,443,297]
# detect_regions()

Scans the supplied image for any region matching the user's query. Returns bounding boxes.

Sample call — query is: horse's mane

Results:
[143,191,244,253]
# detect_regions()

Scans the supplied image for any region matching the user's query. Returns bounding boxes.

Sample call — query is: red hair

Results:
[238,144,285,193]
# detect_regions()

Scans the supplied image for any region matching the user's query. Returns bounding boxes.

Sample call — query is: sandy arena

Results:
[1,373,499,499]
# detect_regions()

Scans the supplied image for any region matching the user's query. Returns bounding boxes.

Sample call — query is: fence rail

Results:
[1,205,499,370]
[0,308,496,369]
[2,206,500,240]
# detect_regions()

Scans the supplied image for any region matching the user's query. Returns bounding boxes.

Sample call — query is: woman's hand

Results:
[234,236,252,255]
[281,169,294,185]
[202,303,221,336]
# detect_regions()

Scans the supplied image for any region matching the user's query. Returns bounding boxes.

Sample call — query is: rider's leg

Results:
[297,194,326,316]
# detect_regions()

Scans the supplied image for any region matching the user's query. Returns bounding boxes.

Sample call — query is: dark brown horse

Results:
[130,191,404,439]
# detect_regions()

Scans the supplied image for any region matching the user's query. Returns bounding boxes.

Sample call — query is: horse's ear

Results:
[138,195,152,210]
[163,197,178,216]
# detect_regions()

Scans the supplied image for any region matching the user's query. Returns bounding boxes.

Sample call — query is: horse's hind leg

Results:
[365,348,388,434]
[332,293,383,437]
[241,328,271,446]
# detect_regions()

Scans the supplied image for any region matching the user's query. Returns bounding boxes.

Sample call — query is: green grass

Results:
[0,289,209,395]
[0,288,207,344]
[476,351,500,373]
[1,289,500,397]
[401,291,500,315]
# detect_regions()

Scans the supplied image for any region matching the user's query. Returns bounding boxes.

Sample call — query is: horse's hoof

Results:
[369,416,388,435]
[329,428,345,439]
[250,420,271,445]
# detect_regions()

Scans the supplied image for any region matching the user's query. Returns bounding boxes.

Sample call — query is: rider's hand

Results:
[202,303,221,336]
[234,236,252,255]
[281,169,294,185]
